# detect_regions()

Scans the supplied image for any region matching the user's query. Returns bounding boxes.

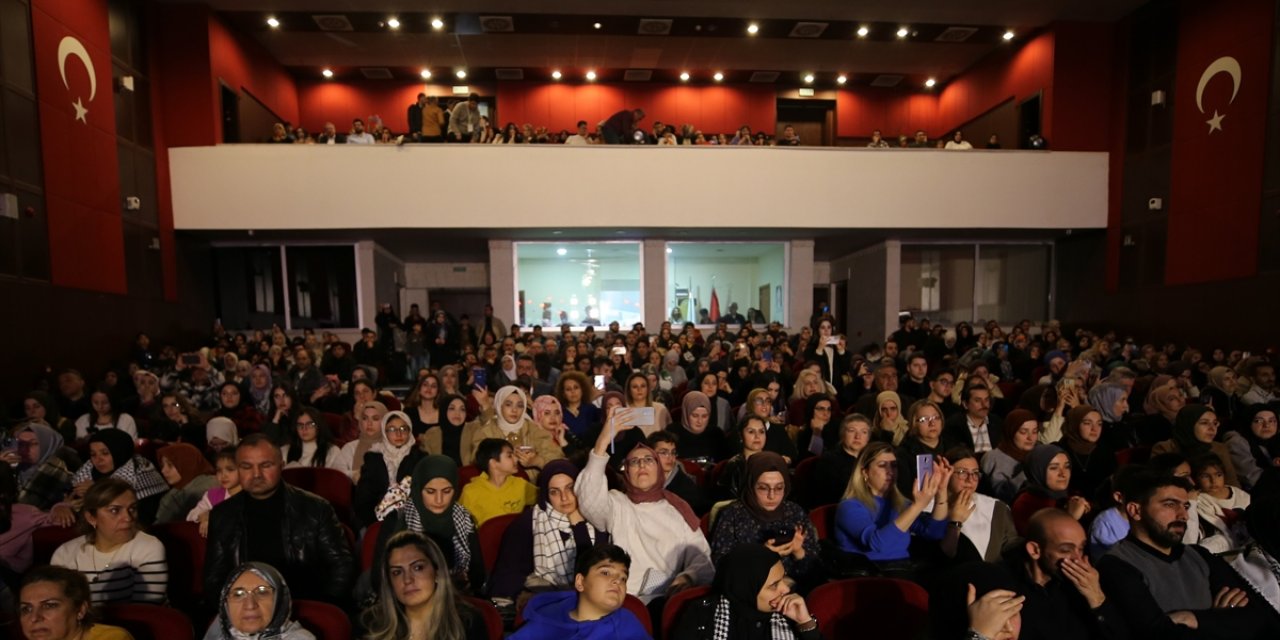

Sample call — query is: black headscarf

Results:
[712,544,784,637]
[410,455,460,542]
[436,393,468,464]
[88,429,135,480]
[1023,444,1069,500]
[536,459,579,510]
[1236,402,1279,471]
[1171,405,1215,456]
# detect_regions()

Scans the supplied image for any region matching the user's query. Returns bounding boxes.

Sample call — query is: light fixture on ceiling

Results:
[925,77,937,88]
[551,70,562,80]
[419,69,431,79]
[431,18,445,30]
[585,70,597,80]
[803,73,815,84]
[556,248,567,256]
[747,23,759,35]
[666,247,672,254]
[386,17,400,29]
[837,74,847,84]
[713,71,724,82]
[680,71,690,81]
[266,16,280,29]
[1003,30,1015,41]
[321,68,334,78]
[593,22,602,30]
[856,26,869,38]
[455,69,467,79]
[897,27,910,38]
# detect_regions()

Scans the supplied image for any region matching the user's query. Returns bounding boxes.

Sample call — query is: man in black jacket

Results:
[204,434,355,606]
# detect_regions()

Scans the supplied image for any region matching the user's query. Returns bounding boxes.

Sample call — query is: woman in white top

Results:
[281,407,342,470]
[74,389,137,441]
[575,407,713,604]
[334,400,387,481]
[51,478,168,604]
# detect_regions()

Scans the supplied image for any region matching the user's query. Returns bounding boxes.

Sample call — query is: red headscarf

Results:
[622,442,700,531]
[996,409,1038,463]
[157,443,214,490]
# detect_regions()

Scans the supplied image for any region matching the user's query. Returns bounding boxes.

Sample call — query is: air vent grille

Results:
[638,19,673,35]
[789,22,829,38]
[311,14,353,31]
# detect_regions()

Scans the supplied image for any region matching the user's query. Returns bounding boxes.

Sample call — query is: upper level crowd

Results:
[4,303,1279,639]
[265,93,1002,149]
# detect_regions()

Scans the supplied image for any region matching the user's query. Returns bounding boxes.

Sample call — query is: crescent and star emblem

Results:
[57,36,97,124]
[1195,56,1240,134]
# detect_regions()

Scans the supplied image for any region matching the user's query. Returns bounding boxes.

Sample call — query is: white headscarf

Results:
[378,410,415,481]
[206,417,240,447]
[493,385,530,435]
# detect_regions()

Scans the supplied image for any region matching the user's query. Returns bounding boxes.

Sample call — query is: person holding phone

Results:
[709,452,822,592]
[555,371,601,439]
[461,386,564,477]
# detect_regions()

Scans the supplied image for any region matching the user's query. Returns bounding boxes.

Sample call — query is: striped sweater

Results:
[50,532,168,604]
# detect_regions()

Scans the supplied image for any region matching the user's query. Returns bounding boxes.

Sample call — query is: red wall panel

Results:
[207,14,299,138]
[495,83,777,134]
[1050,23,1116,152]
[936,30,1056,139]
[296,81,465,133]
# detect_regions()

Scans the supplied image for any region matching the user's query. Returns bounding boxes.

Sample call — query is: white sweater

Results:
[575,450,714,603]
[281,441,343,470]
[50,532,167,604]
[74,414,138,441]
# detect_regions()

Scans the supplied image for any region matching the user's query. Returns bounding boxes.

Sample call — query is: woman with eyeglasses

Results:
[18,566,133,640]
[795,394,837,460]
[709,452,822,592]
[354,410,425,528]
[1223,403,1279,490]
[204,562,314,640]
[894,400,948,497]
[872,391,909,447]
[981,410,1040,503]
[813,414,872,507]
[940,447,1016,563]
[51,478,168,604]
[281,407,341,470]
[13,423,76,518]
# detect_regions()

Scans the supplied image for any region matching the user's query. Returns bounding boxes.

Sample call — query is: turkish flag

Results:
[31,0,125,293]
[709,287,720,322]
[1165,0,1273,284]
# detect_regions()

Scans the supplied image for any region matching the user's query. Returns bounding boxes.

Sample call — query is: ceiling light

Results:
[680,71,690,81]
[419,69,431,79]
[897,27,910,38]
[431,18,445,30]
[551,70,562,80]
[803,73,815,84]
[837,75,847,84]
[925,77,937,87]
[856,26,869,38]
[455,69,466,79]
[713,72,724,82]
[585,70,597,81]
[747,23,759,35]
[266,17,280,29]
[556,248,567,256]
[321,68,334,78]
[593,22,602,30]
[387,17,400,29]
[666,248,672,254]
[1003,30,1015,41]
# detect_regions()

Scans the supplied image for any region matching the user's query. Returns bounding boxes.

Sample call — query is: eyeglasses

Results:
[953,469,982,480]
[162,402,181,408]
[385,426,412,435]
[16,441,37,449]
[915,415,940,424]
[229,585,275,603]
[653,449,677,458]
[755,484,786,496]
[296,420,317,429]
[753,398,771,405]
[625,456,657,468]
[1253,416,1279,426]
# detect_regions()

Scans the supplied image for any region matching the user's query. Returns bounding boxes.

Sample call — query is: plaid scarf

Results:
[71,456,169,500]
[712,595,795,640]
[375,476,475,575]
[531,506,586,587]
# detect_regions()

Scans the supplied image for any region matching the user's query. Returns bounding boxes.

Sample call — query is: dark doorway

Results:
[429,289,492,326]
[777,99,835,146]
[1018,93,1043,149]
[220,84,239,144]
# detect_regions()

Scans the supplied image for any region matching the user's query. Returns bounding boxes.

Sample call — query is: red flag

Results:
[1165,0,1272,284]
[709,287,720,323]
[32,0,125,293]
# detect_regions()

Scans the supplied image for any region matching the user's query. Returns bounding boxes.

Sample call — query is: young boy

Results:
[511,543,650,639]
[459,438,536,527]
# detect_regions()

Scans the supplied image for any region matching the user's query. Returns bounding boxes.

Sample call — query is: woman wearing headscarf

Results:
[1011,444,1091,534]
[1227,474,1280,617]
[460,386,564,477]
[1087,382,1134,449]
[334,400,387,482]
[1222,402,1279,490]
[872,391,909,446]
[14,423,75,513]
[1055,405,1115,502]
[1203,366,1243,424]
[670,543,823,640]
[532,395,590,460]
[694,372,734,433]
[424,393,470,465]
[981,410,1040,503]
[203,562,314,640]
[575,408,714,605]
[1151,405,1241,486]
[1134,380,1184,445]
[246,364,274,417]
[666,391,729,463]
[709,452,822,592]
[69,429,168,525]
[374,455,486,595]
[488,459,609,600]
[214,381,263,437]
[795,394,837,460]
[353,410,424,528]
[154,443,216,523]
[205,416,241,458]
[24,390,74,443]
[660,350,688,391]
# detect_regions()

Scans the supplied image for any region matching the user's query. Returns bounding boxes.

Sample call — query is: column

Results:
[787,240,815,330]
[488,239,516,325]
[642,239,667,328]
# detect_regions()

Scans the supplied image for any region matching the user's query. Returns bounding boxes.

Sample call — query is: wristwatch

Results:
[965,630,991,640]
[949,520,964,530]
[797,616,819,633]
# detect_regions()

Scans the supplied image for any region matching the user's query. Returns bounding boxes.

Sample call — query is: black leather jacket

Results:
[204,484,355,604]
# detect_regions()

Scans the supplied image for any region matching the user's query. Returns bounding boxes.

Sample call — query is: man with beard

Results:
[1098,473,1276,639]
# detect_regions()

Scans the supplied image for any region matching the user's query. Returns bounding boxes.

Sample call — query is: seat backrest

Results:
[661,585,710,640]
[477,512,520,574]
[458,465,482,487]
[1115,446,1152,466]
[707,459,731,488]
[808,577,929,639]
[150,521,208,604]
[102,603,195,640]
[622,594,653,636]
[679,458,707,489]
[463,596,504,640]
[293,599,352,640]
[808,503,836,540]
[362,521,382,572]
[32,526,81,567]
[791,456,820,508]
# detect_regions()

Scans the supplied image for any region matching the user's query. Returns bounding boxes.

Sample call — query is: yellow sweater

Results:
[459,472,536,527]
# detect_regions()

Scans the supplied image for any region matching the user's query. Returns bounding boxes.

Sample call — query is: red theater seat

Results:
[463,596,504,640]
[293,600,352,640]
[102,603,194,640]
[807,577,929,639]
[478,512,519,574]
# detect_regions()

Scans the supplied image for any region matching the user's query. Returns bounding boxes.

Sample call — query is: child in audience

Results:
[458,438,536,527]
[187,450,242,537]
[1192,453,1252,553]
[511,543,649,639]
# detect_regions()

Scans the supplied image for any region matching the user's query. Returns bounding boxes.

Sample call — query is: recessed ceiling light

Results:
[419,69,431,79]
[431,18,445,30]
[747,23,759,35]
[837,75,847,84]
[387,17,400,29]
[803,73,815,84]
[455,69,466,79]
[585,70,597,81]
[1003,30,1015,41]
[266,17,280,29]
[666,248,672,254]
[856,26,869,38]
[925,77,937,87]
[556,248,567,256]
[713,72,724,82]
[321,68,334,78]
[679,71,690,81]
[593,22,602,30]
[552,70,562,80]
[897,27,910,38]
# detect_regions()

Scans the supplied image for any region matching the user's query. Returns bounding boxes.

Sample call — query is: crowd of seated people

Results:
[2,305,1280,638]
